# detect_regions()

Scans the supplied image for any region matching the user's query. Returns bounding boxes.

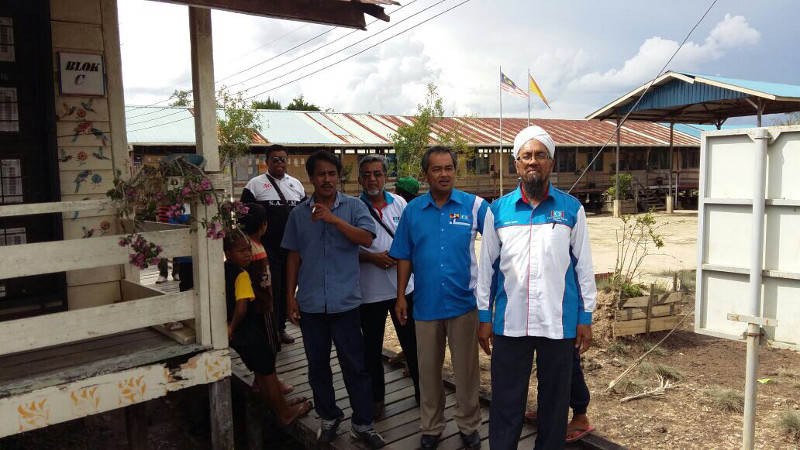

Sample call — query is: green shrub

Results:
[703,386,744,413]
[780,410,800,440]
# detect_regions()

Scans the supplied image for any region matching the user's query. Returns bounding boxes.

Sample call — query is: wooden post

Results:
[246,394,264,450]
[189,6,220,172]
[645,283,655,338]
[673,273,678,292]
[209,378,234,450]
[125,403,147,450]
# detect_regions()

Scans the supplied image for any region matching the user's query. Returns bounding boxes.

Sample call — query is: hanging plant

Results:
[107,156,248,269]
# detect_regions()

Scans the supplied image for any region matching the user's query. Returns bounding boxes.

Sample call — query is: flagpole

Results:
[527,68,531,127]
[499,65,504,197]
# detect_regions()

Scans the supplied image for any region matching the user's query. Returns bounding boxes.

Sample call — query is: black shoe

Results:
[350,426,386,449]
[420,434,439,449]
[460,430,481,450]
[317,416,342,443]
[280,330,295,344]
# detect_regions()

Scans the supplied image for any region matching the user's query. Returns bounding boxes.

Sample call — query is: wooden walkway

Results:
[139,267,623,449]
[231,325,623,450]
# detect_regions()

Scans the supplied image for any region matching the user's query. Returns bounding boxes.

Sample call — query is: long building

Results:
[126,106,700,210]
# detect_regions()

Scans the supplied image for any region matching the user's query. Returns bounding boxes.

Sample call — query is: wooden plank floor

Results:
[137,268,621,449]
[231,325,594,450]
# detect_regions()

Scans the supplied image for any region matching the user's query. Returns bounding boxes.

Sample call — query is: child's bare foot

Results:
[278,400,312,430]
[280,379,294,395]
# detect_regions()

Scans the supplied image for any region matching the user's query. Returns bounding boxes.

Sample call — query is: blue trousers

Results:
[489,335,574,450]
[299,308,374,427]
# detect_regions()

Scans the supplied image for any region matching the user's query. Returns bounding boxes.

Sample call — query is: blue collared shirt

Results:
[389,189,489,321]
[281,192,376,314]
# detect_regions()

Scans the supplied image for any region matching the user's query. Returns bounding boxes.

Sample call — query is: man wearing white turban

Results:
[476,126,597,449]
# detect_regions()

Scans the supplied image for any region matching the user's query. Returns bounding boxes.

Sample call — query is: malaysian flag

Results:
[500,72,529,98]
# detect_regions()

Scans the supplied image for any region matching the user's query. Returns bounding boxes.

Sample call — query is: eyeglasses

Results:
[270,156,288,163]
[516,152,551,163]
[359,171,385,179]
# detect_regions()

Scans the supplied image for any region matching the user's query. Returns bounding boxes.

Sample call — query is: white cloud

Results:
[568,14,760,94]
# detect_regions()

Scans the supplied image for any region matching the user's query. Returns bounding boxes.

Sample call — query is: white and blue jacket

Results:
[476,184,596,339]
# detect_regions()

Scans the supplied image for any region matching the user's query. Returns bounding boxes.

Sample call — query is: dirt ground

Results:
[384,210,800,449]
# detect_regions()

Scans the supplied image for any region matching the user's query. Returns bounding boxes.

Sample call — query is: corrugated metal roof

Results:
[587,71,800,123]
[125,106,698,148]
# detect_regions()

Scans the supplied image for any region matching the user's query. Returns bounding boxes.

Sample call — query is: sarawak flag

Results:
[529,74,551,109]
[500,72,529,98]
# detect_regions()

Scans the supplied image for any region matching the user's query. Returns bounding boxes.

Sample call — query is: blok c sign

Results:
[58,52,105,96]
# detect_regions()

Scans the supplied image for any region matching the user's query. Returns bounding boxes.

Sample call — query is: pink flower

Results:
[204,194,214,205]
[181,187,192,198]
[199,178,211,190]
[155,192,165,201]
[118,238,128,247]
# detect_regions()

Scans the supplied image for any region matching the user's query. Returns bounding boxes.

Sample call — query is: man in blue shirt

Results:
[282,150,385,448]
[390,146,489,450]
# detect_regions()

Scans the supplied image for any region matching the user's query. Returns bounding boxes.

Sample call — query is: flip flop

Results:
[279,400,312,434]
[524,411,537,424]
[566,426,596,443]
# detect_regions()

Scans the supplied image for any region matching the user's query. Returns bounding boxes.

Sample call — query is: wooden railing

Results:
[0,199,226,357]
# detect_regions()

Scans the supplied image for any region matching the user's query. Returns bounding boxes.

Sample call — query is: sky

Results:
[118,0,799,125]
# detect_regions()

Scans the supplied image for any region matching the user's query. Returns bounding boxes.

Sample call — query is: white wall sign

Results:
[58,52,105,96]
[696,126,800,350]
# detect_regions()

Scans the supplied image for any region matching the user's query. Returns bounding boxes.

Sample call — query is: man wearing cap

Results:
[476,126,597,449]
[394,176,420,203]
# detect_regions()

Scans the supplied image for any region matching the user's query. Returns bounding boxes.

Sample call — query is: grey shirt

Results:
[281,192,376,314]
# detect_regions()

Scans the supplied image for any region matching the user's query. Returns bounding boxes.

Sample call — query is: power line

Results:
[219,0,421,90]
[567,0,718,194]
[243,0,471,101]
[128,0,441,128]
[125,23,315,116]
[127,0,470,133]
[128,1,416,121]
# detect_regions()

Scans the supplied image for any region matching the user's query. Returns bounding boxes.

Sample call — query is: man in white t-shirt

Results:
[241,146,306,344]
[357,154,419,417]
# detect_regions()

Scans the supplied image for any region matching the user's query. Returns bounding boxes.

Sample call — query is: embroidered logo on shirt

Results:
[393,216,400,223]
[449,213,471,226]
[549,210,566,222]
[262,182,273,190]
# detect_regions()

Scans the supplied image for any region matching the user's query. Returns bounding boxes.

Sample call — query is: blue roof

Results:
[671,123,750,138]
[587,71,800,124]
[681,72,800,99]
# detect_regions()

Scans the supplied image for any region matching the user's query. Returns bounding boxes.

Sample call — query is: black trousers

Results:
[359,293,420,403]
[300,308,374,427]
[489,335,574,450]
[570,348,590,416]
[268,251,287,333]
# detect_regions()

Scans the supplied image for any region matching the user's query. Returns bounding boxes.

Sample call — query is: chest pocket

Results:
[541,223,572,269]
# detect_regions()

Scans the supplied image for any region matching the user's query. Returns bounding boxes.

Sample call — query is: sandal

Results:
[566,426,596,443]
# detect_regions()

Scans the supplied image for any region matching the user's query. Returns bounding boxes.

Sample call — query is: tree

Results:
[251,97,282,110]
[286,94,321,111]
[169,89,192,107]
[392,83,472,177]
[774,112,800,126]
[216,88,260,196]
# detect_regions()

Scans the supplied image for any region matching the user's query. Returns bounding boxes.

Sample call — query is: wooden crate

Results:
[613,291,685,337]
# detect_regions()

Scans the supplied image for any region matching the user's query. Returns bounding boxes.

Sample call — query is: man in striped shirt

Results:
[476,126,597,450]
